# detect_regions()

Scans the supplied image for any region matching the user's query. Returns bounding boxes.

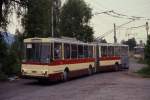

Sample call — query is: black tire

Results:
[88,65,93,75]
[63,67,69,81]
[115,63,119,71]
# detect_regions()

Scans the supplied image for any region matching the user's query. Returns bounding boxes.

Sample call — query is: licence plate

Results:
[32,71,37,73]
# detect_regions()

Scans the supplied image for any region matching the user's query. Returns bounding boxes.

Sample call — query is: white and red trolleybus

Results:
[21,37,129,81]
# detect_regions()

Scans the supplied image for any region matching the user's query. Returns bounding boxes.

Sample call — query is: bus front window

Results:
[25,43,51,63]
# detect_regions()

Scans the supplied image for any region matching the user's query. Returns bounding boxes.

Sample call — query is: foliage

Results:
[23,0,53,38]
[136,36,150,78]
[0,0,27,30]
[122,38,136,51]
[0,0,10,30]
[137,59,147,64]
[0,33,21,80]
[23,0,61,38]
[144,35,150,66]
[0,35,8,70]
[100,38,107,43]
[59,0,94,42]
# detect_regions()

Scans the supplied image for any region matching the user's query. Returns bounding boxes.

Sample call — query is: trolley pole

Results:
[114,23,117,43]
[146,22,149,41]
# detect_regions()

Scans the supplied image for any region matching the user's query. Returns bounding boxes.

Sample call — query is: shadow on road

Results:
[23,71,124,86]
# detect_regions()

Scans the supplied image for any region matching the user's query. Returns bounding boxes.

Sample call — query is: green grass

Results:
[137,59,147,64]
[137,67,150,78]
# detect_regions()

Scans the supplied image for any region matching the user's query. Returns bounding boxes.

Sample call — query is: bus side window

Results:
[84,45,88,58]
[78,45,84,58]
[108,46,114,56]
[88,46,93,58]
[121,46,128,56]
[64,43,70,59]
[101,46,107,57]
[114,46,120,56]
[71,44,77,59]
[54,43,62,60]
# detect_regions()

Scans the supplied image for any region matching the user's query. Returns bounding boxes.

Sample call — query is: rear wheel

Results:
[88,65,93,75]
[115,63,119,71]
[63,67,69,81]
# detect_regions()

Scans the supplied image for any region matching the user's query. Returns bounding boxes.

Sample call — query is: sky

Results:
[8,0,150,43]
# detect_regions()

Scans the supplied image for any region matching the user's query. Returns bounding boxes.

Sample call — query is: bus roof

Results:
[24,37,95,45]
[24,37,128,47]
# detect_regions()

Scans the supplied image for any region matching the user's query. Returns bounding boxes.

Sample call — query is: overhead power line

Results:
[95,19,136,40]
[93,10,150,20]
[126,24,145,30]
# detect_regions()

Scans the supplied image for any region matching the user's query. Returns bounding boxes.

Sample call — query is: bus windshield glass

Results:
[24,43,51,63]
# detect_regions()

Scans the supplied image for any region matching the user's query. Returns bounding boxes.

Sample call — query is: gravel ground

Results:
[0,58,150,100]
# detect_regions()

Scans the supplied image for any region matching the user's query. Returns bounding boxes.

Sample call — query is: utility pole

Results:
[51,0,61,37]
[146,22,149,41]
[114,23,117,43]
[51,0,54,37]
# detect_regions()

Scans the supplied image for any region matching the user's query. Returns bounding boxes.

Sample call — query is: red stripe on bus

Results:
[22,56,120,66]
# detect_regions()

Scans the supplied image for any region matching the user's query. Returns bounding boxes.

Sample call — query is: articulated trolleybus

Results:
[21,37,129,81]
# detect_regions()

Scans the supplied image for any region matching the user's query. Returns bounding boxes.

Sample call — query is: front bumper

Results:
[21,74,48,80]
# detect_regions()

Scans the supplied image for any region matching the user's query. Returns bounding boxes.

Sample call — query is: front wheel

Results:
[63,70,69,81]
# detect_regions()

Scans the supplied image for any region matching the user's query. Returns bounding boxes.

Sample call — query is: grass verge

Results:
[137,59,147,64]
[136,66,150,78]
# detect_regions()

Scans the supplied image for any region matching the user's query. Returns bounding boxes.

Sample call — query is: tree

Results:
[0,32,20,77]
[23,0,61,38]
[59,0,94,42]
[100,38,107,43]
[144,36,150,66]
[0,33,8,70]
[0,0,27,30]
[0,0,10,29]
[23,0,52,37]
[122,38,136,51]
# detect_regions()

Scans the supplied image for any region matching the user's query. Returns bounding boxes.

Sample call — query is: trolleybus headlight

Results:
[22,70,27,75]
[21,70,24,73]
[42,71,48,76]
[45,71,48,76]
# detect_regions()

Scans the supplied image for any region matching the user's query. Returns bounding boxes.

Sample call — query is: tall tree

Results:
[122,38,136,51]
[0,0,27,30]
[0,0,10,30]
[59,0,94,42]
[23,0,52,37]
[23,0,61,38]
[0,33,8,69]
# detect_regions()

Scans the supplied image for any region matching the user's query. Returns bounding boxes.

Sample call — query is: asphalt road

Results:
[0,59,150,100]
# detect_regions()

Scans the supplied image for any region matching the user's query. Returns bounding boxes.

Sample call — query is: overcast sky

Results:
[8,0,150,43]
[84,0,150,43]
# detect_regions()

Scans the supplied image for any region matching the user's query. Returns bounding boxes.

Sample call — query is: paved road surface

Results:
[0,59,150,100]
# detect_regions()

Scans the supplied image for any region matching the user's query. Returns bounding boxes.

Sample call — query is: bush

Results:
[0,35,22,80]
[137,59,147,64]
[145,36,150,66]
[0,71,8,81]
